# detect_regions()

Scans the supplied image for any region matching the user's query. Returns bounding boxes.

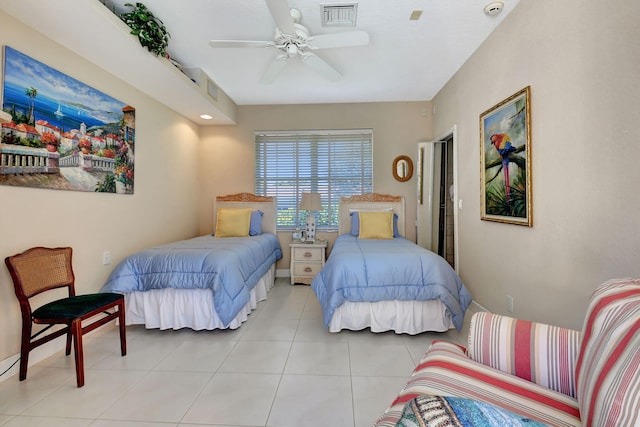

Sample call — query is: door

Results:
[416,134,456,268]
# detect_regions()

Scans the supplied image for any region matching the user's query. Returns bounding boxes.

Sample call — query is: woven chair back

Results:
[7,247,74,298]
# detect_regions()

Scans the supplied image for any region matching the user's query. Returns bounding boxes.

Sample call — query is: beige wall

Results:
[0,12,202,362]
[5,0,636,368]
[198,102,431,268]
[432,0,640,329]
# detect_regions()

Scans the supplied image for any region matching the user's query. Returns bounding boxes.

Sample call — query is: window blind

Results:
[255,129,373,230]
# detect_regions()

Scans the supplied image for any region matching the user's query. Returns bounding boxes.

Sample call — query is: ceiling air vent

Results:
[321,3,358,27]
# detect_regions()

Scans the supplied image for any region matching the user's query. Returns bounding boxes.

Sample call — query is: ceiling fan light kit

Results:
[209,0,370,84]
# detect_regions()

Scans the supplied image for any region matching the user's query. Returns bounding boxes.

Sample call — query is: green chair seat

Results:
[33,293,122,319]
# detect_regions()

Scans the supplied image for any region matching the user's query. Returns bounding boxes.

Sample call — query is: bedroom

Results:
[0,0,639,425]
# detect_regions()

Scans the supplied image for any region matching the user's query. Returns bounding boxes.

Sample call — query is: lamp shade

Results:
[299,192,322,211]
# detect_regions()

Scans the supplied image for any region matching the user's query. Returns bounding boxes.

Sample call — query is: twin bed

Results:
[100,193,282,330]
[312,193,471,334]
[101,192,470,335]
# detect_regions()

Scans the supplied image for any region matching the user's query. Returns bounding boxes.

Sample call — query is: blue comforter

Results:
[100,234,282,326]
[311,235,472,331]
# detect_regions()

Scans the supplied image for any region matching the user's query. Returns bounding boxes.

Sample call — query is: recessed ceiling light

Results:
[409,10,423,21]
[200,114,213,120]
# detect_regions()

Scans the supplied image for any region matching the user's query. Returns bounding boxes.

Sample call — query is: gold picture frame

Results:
[480,86,532,226]
[392,155,413,182]
[417,145,424,204]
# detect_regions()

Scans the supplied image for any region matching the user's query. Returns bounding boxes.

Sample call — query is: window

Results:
[255,129,373,230]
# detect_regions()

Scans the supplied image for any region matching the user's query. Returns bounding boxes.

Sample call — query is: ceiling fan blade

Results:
[209,40,274,48]
[301,53,342,81]
[308,31,370,49]
[260,55,289,84]
[265,0,296,34]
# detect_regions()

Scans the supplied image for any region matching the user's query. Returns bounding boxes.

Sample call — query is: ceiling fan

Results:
[208,0,370,84]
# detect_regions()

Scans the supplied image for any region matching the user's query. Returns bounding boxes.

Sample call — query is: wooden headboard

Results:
[214,193,277,235]
[338,193,405,236]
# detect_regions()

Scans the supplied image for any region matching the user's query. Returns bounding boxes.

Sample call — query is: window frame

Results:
[254,129,374,231]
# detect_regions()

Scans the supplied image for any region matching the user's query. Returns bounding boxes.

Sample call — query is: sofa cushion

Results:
[468,312,580,397]
[373,340,580,427]
[395,395,549,427]
[575,278,640,426]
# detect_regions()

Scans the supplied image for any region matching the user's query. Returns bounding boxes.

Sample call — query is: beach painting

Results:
[0,46,135,194]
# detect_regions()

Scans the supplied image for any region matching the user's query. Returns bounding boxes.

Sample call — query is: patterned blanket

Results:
[395,395,549,427]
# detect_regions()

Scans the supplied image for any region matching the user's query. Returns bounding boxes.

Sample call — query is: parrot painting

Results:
[490,133,516,205]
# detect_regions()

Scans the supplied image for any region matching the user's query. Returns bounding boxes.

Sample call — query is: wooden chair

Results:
[5,246,126,387]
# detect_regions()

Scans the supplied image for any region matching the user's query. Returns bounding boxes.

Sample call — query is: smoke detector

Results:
[484,2,504,16]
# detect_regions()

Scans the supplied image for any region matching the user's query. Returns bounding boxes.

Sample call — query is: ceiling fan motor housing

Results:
[289,7,302,23]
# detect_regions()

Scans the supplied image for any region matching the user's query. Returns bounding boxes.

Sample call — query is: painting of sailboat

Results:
[54,103,64,118]
[1,45,136,194]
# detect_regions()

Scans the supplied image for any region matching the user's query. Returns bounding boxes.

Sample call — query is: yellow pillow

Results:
[215,208,252,237]
[358,211,394,239]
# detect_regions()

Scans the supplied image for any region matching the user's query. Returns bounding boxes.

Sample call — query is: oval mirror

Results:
[392,155,413,182]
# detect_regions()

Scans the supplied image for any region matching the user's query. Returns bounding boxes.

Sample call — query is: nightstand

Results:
[289,241,327,285]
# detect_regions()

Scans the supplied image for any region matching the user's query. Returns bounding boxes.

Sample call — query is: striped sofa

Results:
[374,279,640,427]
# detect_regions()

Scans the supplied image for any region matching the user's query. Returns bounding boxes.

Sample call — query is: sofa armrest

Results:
[468,311,581,398]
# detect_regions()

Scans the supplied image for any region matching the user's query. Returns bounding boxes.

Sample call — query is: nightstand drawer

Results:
[293,247,323,262]
[293,263,322,276]
[289,241,327,285]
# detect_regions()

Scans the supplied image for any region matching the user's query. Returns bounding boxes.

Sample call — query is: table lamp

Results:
[299,192,322,243]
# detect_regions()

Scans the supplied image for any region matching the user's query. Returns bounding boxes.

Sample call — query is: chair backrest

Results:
[468,311,581,398]
[5,247,75,301]
[575,278,640,426]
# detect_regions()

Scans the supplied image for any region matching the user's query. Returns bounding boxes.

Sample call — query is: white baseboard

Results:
[0,324,116,383]
[275,268,290,278]
[470,300,489,313]
[0,338,63,383]
[0,354,20,382]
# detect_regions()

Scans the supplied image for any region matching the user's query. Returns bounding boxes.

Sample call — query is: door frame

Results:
[417,125,458,270]
[438,125,458,271]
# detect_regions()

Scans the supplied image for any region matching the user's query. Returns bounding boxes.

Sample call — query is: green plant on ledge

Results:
[120,2,170,57]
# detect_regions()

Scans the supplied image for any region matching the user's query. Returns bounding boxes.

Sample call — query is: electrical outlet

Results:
[506,295,514,313]
[102,251,111,265]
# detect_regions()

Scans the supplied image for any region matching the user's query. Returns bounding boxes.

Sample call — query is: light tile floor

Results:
[0,279,473,427]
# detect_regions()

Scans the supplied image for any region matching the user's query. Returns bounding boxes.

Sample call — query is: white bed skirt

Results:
[328,299,453,335]
[123,265,276,330]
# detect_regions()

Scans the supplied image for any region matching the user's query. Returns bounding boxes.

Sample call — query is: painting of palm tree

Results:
[1,46,135,194]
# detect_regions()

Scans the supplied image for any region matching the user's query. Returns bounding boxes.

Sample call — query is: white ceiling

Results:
[1,0,520,111]
[106,0,519,106]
